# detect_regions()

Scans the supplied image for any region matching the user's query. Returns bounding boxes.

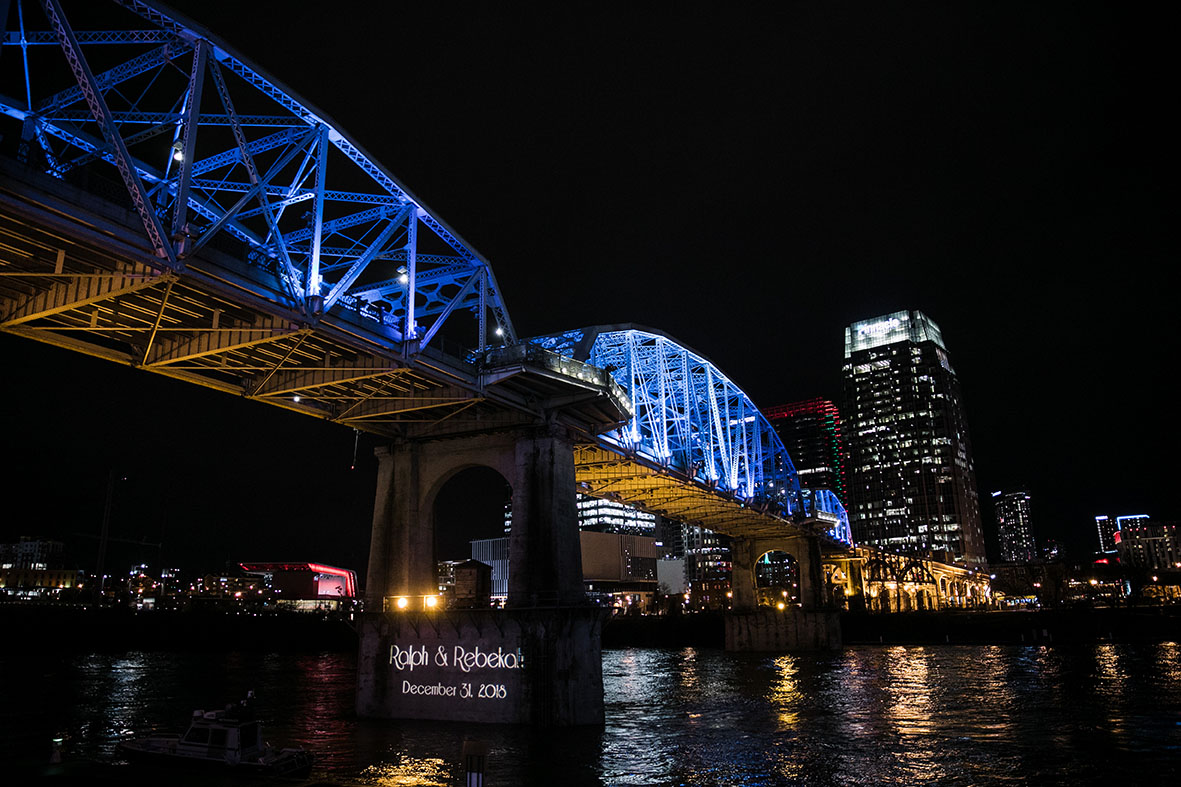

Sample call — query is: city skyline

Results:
[1,1,1172,573]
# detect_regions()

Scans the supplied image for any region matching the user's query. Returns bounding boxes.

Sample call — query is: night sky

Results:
[2,2,1173,576]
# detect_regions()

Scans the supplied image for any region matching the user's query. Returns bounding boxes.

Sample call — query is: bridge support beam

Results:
[725,533,841,651]
[359,425,603,725]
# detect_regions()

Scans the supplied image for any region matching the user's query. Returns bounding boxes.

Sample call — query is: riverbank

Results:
[4,603,1178,653]
[600,607,1181,648]
[0,603,358,652]
[841,607,1181,645]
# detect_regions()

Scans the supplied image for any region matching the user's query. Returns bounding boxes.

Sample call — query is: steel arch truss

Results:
[0,0,514,354]
[531,326,852,545]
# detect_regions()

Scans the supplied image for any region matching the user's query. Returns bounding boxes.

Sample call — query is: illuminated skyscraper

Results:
[993,489,1036,562]
[1094,515,1119,554]
[842,310,986,566]
[1095,513,1151,559]
[763,398,847,506]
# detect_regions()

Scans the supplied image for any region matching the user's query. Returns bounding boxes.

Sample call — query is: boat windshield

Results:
[183,727,209,744]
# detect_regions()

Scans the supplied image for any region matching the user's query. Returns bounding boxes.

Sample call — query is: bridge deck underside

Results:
[575,443,826,542]
[0,164,494,437]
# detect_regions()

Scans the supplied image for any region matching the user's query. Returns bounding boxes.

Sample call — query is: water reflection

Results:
[359,757,453,786]
[769,654,801,729]
[882,645,935,736]
[3,644,1181,785]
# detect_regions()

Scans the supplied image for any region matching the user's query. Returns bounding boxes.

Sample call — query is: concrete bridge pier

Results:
[725,534,841,651]
[357,425,605,726]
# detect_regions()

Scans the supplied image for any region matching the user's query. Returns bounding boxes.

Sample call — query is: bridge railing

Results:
[479,343,633,417]
[801,489,853,546]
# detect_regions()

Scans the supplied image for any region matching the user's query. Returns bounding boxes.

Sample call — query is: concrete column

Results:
[364,445,395,608]
[730,538,758,611]
[365,440,435,607]
[507,425,584,607]
[781,535,826,611]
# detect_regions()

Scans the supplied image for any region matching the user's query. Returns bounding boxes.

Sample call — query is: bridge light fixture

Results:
[424,595,438,609]
[395,596,409,609]
[171,140,184,162]
[293,396,301,403]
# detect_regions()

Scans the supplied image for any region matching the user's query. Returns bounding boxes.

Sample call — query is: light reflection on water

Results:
[2,644,1179,785]
[359,758,453,786]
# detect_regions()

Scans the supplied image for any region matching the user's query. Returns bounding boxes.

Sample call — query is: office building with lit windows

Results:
[683,524,732,584]
[1114,517,1179,572]
[1094,514,1120,556]
[575,493,657,535]
[763,398,847,506]
[842,310,986,566]
[993,490,1036,562]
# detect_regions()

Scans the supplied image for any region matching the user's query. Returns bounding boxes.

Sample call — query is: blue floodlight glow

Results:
[529,325,853,545]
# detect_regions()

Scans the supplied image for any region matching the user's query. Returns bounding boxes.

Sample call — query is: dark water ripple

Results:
[2,643,1178,785]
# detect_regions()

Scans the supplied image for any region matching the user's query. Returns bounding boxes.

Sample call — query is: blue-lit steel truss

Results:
[530,326,852,544]
[0,0,514,353]
[1,2,851,547]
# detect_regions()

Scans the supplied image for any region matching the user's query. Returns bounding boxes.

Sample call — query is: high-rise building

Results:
[1094,515,1119,554]
[0,537,64,570]
[1117,514,1150,537]
[1095,514,1152,557]
[1114,517,1179,571]
[842,310,986,566]
[992,490,1036,562]
[763,398,847,505]
[683,525,732,583]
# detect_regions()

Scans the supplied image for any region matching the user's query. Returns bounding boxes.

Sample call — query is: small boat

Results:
[117,692,314,778]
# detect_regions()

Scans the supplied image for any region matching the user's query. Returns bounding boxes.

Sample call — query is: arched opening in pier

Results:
[431,466,513,562]
[755,550,800,607]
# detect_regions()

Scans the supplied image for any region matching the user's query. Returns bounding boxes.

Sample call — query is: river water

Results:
[2,644,1178,785]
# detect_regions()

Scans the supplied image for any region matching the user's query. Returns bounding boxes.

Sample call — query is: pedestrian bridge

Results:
[2,0,853,726]
[0,0,850,554]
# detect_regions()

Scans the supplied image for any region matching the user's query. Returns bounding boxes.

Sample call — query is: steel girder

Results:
[540,327,853,546]
[0,169,494,435]
[0,0,515,355]
[574,444,849,547]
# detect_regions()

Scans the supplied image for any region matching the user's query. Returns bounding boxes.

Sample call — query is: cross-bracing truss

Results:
[0,0,514,354]
[530,326,853,545]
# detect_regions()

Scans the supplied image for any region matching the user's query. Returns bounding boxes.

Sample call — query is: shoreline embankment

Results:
[2,603,1178,653]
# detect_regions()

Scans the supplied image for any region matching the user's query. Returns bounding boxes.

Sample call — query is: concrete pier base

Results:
[357,607,606,726]
[724,608,842,651]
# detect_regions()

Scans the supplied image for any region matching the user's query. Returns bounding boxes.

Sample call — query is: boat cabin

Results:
[175,705,263,763]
